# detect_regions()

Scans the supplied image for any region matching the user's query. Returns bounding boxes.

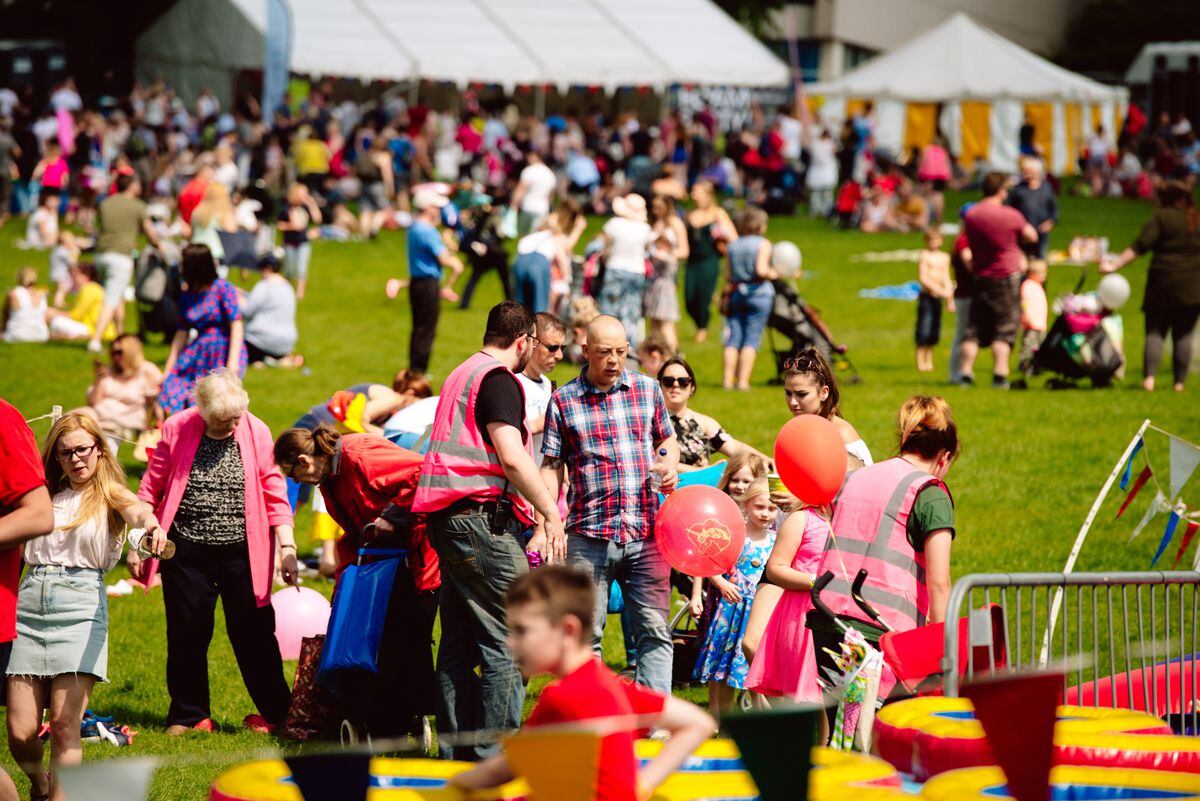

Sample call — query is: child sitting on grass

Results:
[915,229,955,373]
[450,565,715,801]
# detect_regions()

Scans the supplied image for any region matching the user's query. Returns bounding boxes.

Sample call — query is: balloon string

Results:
[817,504,852,583]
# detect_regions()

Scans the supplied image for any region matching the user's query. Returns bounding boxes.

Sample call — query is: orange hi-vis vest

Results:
[817,457,943,633]
[412,351,534,523]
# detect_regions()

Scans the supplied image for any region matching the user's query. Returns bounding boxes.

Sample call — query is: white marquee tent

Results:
[807,13,1129,174]
[136,0,789,106]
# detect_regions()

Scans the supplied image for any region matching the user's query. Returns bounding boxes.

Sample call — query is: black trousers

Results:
[409,277,441,374]
[161,538,291,727]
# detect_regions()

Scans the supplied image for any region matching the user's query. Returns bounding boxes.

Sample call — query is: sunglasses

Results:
[540,342,564,355]
[110,349,124,356]
[56,443,98,463]
[660,376,693,389]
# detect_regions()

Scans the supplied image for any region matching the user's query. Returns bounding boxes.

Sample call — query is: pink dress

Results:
[744,508,830,701]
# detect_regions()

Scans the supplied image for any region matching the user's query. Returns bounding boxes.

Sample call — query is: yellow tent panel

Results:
[1065,104,1082,175]
[903,103,939,153]
[1023,102,1055,163]
[960,102,990,170]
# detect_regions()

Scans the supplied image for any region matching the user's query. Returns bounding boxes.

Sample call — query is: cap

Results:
[413,189,450,211]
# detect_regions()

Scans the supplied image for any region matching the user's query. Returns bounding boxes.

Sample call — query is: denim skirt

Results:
[8,566,109,682]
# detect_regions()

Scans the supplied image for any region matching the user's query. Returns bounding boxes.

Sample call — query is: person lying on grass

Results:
[450,565,715,801]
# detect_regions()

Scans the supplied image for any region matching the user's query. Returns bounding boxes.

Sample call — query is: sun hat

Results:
[612,193,647,223]
[413,189,450,211]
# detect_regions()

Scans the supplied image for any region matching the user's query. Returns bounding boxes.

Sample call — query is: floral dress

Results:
[159,279,247,415]
[692,530,777,689]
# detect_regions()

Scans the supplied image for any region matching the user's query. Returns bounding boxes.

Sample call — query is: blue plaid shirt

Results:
[542,368,674,543]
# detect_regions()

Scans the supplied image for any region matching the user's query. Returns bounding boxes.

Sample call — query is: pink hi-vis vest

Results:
[412,352,534,523]
[817,457,944,632]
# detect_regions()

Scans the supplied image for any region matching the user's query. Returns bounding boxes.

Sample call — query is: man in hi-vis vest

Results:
[413,301,566,761]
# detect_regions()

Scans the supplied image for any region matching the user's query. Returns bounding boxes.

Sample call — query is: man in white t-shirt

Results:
[516,312,564,466]
[511,151,558,236]
[776,104,803,164]
[49,79,82,112]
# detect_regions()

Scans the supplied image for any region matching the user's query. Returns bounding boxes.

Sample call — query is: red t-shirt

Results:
[177,177,209,224]
[0,398,47,642]
[964,201,1027,280]
[525,659,667,801]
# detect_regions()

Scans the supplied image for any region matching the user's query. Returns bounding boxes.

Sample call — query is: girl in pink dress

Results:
[744,506,830,717]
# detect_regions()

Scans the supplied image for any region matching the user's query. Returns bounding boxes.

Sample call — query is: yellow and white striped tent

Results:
[806,12,1129,176]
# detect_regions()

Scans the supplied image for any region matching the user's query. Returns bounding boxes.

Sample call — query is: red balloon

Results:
[655,486,746,577]
[774,414,847,506]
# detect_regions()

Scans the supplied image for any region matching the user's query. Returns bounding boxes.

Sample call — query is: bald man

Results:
[539,315,680,691]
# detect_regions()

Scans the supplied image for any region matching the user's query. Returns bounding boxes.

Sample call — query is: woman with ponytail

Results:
[7,413,163,801]
[1101,180,1200,392]
[273,424,438,741]
[805,395,959,720]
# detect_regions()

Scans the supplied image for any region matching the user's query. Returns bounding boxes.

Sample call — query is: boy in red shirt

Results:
[450,566,714,801]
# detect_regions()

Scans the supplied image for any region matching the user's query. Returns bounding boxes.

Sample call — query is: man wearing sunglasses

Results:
[516,312,565,468]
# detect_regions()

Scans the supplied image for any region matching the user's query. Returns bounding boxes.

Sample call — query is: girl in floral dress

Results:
[692,478,777,719]
[159,244,247,416]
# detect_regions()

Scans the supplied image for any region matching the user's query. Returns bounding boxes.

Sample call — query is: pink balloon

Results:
[655,485,747,577]
[271,587,331,660]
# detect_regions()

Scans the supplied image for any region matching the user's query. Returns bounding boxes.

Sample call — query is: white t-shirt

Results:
[806,138,838,189]
[778,115,803,160]
[50,88,82,112]
[516,372,553,465]
[32,116,58,147]
[0,88,17,117]
[603,216,652,274]
[517,230,559,262]
[383,396,439,439]
[518,162,557,215]
[26,207,58,249]
[215,161,240,194]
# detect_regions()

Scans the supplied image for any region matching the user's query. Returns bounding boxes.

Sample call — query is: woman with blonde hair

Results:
[84,333,164,453]
[137,369,296,735]
[189,182,237,266]
[3,267,49,343]
[7,413,166,801]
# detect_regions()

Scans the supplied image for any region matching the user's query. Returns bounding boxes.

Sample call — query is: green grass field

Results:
[0,188,1197,799]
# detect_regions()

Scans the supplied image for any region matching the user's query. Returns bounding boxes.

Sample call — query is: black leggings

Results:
[1145,305,1200,386]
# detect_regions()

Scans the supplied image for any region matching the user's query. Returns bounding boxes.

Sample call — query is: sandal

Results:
[30,769,50,801]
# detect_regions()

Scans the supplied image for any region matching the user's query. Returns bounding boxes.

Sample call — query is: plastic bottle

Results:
[648,447,670,493]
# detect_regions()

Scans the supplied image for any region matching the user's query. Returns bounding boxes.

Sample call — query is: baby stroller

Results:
[1029,271,1124,388]
[767,279,861,384]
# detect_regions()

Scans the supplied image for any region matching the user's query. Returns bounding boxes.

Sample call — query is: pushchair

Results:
[767,279,861,384]
[1028,270,1124,388]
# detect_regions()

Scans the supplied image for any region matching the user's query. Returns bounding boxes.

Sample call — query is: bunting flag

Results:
[1172,521,1200,569]
[1129,492,1171,543]
[57,758,158,801]
[1121,438,1145,490]
[503,728,601,801]
[284,753,372,801]
[1170,436,1200,501]
[723,705,818,801]
[1116,466,1153,519]
[963,671,1061,801]
[1151,506,1184,567]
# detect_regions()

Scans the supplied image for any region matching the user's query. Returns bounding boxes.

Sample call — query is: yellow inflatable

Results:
[922,765,1200,801]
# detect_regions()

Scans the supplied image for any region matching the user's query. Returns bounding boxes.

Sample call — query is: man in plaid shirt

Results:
[539,316,680,691]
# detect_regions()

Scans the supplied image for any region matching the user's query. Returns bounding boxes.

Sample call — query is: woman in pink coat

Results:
[136,369,298,736]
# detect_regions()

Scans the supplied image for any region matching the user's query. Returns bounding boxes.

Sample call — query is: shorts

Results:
[95,251,135,309]
[723,284,774,351]
[915,291,943,346]
[360,181,389,212]
[964,275,1022,347]
[284,242,312,282]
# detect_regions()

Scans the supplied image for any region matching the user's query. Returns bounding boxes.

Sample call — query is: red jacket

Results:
[319,434,440,592]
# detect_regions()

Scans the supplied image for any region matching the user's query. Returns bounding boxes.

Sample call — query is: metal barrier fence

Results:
[941,571,1200,731]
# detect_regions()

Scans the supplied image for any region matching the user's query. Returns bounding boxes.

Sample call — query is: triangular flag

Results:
[723,705,818,801]
[1116,466,1153,519]
[1172,520,1199,569]
[1151,505,1184,567]
[503,727,601,801]
[1121,438,1145,490]
[284,752,371,801]
[1129,492,1170,543]
[58,757,158,801]
[1170,436,1200,500]
[962,671,1061,801]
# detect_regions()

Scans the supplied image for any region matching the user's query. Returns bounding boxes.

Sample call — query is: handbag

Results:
[317,547,405,688]
[669,605,701,688]
[718,282,738,317]
[282,635,340,740]
[132,428,161,463]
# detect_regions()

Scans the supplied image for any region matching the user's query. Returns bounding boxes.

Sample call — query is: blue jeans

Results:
[723,284,774,350]
[568,535,672,693]
[426,508,529,760]
[599,270,647,348]
[512,251,551,313]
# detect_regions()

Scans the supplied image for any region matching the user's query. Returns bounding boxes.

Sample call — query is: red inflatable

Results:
[773,415,846,506]
[655,485,746,577]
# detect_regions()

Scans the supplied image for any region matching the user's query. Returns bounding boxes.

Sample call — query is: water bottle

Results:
[648,447,669,493]
[128,528,176,560]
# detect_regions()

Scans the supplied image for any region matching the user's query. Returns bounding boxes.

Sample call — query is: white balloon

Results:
[1098,273,1131,310]
[772,241,802,278]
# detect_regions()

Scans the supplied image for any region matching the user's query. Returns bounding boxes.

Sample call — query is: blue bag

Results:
[317,547,405,687]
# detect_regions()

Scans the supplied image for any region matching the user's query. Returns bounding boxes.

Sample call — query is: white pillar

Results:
[989,99,1023,174]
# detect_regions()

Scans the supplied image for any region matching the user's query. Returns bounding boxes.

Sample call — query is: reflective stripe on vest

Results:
[411,352,533,520]
[818,457,938,631]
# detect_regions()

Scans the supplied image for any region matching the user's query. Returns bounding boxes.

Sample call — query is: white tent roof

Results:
[137,0,788,98]
[809,12,1125,104]
[1126,41,1200,85]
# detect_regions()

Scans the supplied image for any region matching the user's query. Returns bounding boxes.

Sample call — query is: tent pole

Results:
[535,85,546,119]
[409,76,419,106]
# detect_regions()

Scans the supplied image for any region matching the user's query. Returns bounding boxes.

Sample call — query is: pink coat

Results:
[136,407,292,606]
